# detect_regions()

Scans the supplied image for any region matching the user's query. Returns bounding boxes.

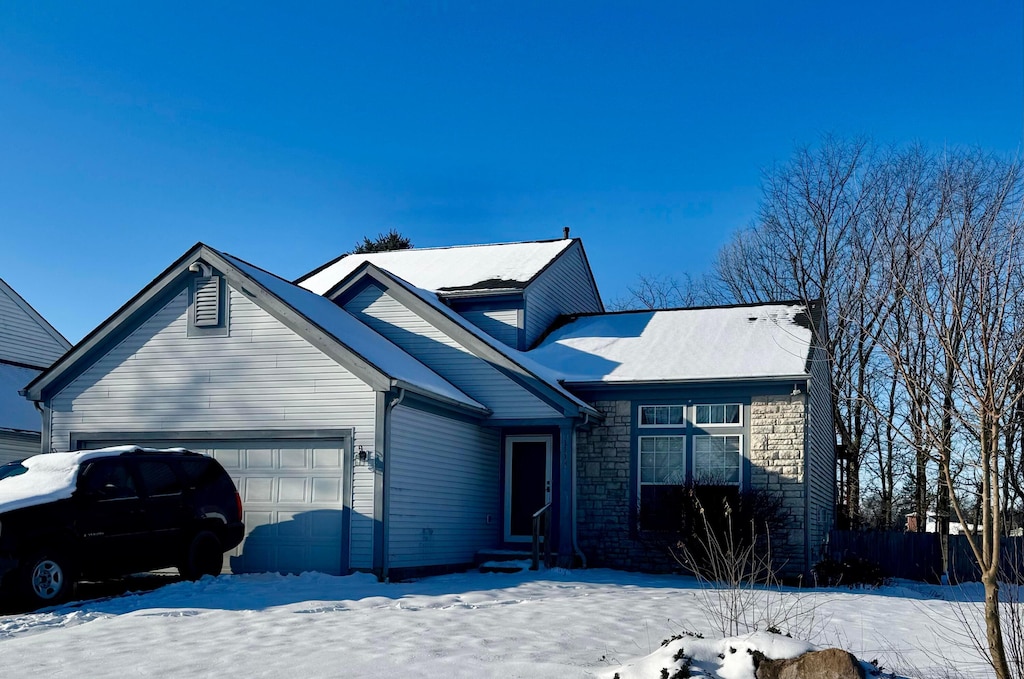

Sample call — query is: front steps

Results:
[475,549,558,573]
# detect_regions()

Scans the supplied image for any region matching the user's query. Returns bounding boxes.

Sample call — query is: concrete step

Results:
[475,549,555,573]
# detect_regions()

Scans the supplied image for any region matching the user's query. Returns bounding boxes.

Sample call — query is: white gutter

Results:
[561,375,812,389]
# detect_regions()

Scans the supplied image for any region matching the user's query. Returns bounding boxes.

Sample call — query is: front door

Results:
[504,436,552,542]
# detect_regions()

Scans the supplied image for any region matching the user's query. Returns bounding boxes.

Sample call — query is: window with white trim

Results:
[638,435,685,531]
[693,435,742,485]
[694,403,741,426]
[639,405,685,427]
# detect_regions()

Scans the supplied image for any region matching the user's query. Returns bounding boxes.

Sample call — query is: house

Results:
[0,278,71,463]
[905,512,975,535]
[22,237,834,579]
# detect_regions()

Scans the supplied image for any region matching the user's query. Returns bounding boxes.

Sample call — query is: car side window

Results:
[179,458,211,485]
[138,460,183,496]
[79,460,139,500]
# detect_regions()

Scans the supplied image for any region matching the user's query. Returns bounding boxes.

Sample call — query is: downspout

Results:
[572,412,590,568]
[800,379,812,581]
[31,400,50,454]
[381,386,406,583]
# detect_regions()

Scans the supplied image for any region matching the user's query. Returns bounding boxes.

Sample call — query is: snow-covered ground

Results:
[0,568,994,678]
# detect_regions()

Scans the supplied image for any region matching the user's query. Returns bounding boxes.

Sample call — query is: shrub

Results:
[813,555,886,587]
[675,484,786,576]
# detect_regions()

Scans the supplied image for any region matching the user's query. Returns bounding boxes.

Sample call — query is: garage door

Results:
[79,438,349,575]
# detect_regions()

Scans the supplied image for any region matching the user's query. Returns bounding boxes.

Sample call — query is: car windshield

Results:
[0,463,28,481]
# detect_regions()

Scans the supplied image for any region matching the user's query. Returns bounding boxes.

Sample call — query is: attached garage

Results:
[76,435,351,575]
[23,244,492,579]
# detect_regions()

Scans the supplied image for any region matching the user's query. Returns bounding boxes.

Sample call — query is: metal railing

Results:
[531,502,552,571]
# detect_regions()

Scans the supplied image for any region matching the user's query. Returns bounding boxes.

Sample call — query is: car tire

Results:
[21,551,75,606]
[179,530,223,580]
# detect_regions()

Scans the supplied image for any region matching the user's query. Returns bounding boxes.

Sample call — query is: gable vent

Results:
[194,276,221,327]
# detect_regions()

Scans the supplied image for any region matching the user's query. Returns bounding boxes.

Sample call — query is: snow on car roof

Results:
[0,446,179,514]
[528,302,816,384]
[297,239,574,296]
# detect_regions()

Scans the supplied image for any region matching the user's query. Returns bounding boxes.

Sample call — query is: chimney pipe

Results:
[562,226,570,239]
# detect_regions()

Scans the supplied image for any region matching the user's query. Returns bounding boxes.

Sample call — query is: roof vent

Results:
[562,226,570,239]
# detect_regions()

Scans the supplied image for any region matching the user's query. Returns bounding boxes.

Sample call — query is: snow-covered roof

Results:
[223,254,487,413]
[527,302,816,384]
[0,362,43,432]
[297,239,575,296]
[0,446,158,514]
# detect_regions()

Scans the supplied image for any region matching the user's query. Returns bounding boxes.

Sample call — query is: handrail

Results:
[531,502,553,571]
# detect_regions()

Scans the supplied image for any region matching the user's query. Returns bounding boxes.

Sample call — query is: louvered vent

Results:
[194,276,221,327]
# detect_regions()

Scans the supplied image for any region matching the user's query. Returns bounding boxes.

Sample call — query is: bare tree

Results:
[874,150,1024,678]
[715,136,887,525]
[608,272,715,310]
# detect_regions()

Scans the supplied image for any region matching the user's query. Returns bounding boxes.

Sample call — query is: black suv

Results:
[0,447,244,606]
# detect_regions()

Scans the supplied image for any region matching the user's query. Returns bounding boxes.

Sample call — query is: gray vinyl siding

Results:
[387,405,500,568]
[344,286,560,419]
[458,308,519,348]
[0,430,38,464]
[523,242,602,348]
[0,282,70,368]
[47,284,379,569]
[806,342,835,562]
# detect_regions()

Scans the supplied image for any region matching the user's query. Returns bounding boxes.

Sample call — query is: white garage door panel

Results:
[80,438,348,576]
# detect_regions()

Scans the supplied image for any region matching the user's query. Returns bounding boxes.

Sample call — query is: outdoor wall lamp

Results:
[188,260,213,276]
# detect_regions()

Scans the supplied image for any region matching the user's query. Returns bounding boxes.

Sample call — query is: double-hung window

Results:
[637,404,686,531]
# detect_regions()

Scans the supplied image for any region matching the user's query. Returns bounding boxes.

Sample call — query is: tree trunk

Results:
[984,569,1012,679]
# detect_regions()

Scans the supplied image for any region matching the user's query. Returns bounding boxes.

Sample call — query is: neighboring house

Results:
[0,278,72,463]
[23,237,834,579]
[905,512,976,535]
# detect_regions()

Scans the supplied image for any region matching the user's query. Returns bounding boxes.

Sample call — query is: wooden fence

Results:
[827,530,1024,583]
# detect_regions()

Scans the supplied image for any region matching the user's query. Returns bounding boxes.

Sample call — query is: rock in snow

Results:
[754,648,866,679]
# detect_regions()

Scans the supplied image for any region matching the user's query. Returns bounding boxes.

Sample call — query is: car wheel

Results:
[179,530,223,580]
[22,551,75,606]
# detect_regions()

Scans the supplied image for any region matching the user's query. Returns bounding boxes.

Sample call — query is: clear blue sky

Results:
[1,2,1021,343]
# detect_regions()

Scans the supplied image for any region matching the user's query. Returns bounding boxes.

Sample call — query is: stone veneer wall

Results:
[575,395,810,578]
[576,400,679,572]
[748,394,808,578]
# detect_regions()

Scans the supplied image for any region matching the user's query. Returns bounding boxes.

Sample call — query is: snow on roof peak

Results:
[528,302,816,384]
[297,239,575,295]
